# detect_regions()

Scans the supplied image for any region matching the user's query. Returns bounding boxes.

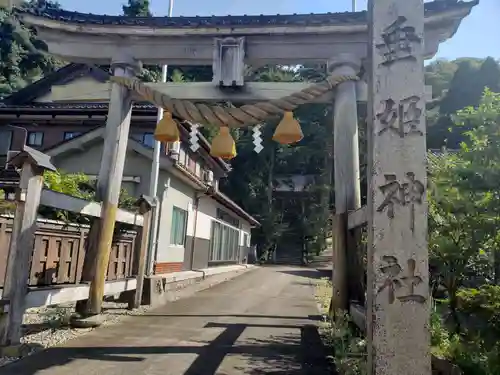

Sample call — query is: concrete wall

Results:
[52,141,150,197]
[36,76,110,103]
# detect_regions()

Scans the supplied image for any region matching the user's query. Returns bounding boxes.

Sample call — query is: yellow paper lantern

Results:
[272,111,304,145]
[210,127,237,160]
[154,111,180,143]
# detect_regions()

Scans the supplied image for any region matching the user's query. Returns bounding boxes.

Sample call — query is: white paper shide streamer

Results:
[190,123,200,152]
[252,124,263,153]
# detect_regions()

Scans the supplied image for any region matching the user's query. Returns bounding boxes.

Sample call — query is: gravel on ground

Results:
[0,267,252,367]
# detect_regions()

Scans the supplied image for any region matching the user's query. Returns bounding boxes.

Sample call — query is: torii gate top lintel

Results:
[13,1,477,67]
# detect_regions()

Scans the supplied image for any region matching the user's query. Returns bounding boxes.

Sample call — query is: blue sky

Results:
[56,0,498,61]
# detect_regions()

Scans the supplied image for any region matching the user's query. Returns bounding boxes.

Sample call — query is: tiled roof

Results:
[16,1,478,28]
[0,102,155,110]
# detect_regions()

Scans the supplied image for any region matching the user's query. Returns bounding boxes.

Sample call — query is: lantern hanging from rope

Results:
[154,111,180,143]
[211,126,236,160]
[272,111,303,145]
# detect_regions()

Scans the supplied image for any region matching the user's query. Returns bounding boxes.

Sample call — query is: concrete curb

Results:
[142,265,257,306]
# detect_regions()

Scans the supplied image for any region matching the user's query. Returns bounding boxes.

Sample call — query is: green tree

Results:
[440,60,483,116]
[428,151,489,332]
[425,59,459,100]
[453,89,500,283]
[477,57,500,93]
[0,1,64,99]
[426,58,500,149]
[429,90,500,331]
[122,0,152,17]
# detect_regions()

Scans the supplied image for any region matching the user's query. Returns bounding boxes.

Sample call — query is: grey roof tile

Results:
[16,1,478,28]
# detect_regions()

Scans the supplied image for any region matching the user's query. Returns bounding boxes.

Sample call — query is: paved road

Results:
[1,266,330,375]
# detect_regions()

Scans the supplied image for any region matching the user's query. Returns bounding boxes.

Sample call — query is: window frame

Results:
[63,131,82,141]
[209,219,240,262]
[0,130,13,156]
[142,132,155,148]
[170,206,188,247]
[26,131,44,147]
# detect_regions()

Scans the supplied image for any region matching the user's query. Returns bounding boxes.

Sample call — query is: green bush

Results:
[0,189,15,214]
[446,337,500,375]
[430,286,500,375]
[430,309,451,356]
[457,285,500,336]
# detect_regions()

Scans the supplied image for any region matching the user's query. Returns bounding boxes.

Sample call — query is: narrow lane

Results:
[1,266,330,375]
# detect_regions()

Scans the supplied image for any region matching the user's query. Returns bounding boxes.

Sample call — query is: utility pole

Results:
[146,0,174,275]
[352,0,356,11]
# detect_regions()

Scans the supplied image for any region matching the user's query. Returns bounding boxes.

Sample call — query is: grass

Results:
[315,278,367,375]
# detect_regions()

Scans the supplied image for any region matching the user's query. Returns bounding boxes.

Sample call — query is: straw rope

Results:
[110,74,360,128]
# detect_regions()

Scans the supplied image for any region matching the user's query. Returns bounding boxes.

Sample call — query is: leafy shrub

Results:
[315,279,366,375]
[322,311,367,375]
[457,285,500,337]
[430,309,451,357]
[0,189,15,214]
[446,336,500,375]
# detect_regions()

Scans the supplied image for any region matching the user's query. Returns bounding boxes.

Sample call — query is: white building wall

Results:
[196,196,217,240]
[240,222,252,247]
[155,174,195,264]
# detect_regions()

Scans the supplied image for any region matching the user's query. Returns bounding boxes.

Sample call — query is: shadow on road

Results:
[278,269,331,280]
[0,322,331,375]
[138,313,322,321]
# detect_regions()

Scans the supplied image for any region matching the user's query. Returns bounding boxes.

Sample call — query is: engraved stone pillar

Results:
[329,54,362,311]
[366,1,430,374]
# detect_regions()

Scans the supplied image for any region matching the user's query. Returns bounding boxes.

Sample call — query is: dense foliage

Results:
[425,57,500,149]
[428,90,500,374]
[0,170,137,222]
[0,0,65,98]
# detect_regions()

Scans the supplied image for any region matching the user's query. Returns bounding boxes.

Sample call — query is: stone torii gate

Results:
[11,1,476,374]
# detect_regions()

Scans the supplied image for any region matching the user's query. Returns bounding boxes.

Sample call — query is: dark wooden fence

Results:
[0,216,137,287]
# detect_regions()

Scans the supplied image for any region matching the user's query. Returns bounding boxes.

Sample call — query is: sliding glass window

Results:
[170,206,188,246]
[209,221,239,261]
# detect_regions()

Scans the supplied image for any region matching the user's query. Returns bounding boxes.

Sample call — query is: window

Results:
[143,133,154,148]
[209,221,239,262]
[64,132,82,140]
[0,130,12,155]
[243,233,249,247]
[170,206,188,246]
[27,131,43,147]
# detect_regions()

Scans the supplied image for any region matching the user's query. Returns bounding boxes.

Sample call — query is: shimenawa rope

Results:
[110,74,360,128]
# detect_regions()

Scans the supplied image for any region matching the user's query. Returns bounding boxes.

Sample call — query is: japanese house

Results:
[0,63,259,274]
